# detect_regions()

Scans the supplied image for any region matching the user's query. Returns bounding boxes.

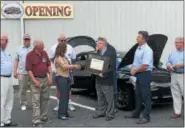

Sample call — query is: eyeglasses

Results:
[1,39,8,41]
[24,39,30,41]
[175,41,183,43]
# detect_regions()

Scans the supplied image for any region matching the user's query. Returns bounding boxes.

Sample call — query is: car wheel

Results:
[117,86,135,111]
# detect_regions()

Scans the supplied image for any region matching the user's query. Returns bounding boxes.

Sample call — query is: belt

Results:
[136,71,151,75]
[35,75,47,78]
[0,75,11,78]
[173,71,184,74]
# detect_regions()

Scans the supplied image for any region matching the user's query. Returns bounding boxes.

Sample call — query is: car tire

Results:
[117,85,135,111]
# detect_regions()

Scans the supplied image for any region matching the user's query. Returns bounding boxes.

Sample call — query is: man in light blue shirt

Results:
[124,31,153,124]
[1,33,17,127]
[166,37,184,119]
[13,34,32,111]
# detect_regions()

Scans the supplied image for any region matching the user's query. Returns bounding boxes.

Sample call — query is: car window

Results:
[74,45,95,55]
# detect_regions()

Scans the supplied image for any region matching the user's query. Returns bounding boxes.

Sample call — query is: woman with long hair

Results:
[54,41,80,120]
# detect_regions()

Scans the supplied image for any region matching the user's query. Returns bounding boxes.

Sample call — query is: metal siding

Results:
[1,20,21,85]
[23,1,182,64]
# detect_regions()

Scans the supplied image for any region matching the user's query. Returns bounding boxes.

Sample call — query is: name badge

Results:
[42,58,47,63]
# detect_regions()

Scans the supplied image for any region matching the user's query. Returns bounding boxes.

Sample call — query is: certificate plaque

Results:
[85,53,111,74]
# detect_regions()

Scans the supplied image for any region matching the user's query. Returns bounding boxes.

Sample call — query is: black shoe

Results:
[58,116,69,120]
[4,121,18,127]
[124,114,139,119]
[33,122,43,127]
[41,117,52,124]
[105,116,114,121]
[66,114,74,118]
[92,114,105,119]
[136,118,150,124]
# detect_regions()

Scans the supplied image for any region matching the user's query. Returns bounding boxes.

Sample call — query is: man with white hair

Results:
[13,34,32,111]
[167,37,184,119]
[93,37,117,121]
[26,40,53,127]
[49,34,76,112]
[1,33,18,127]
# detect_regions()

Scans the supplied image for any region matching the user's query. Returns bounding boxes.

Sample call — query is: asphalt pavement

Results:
[12,87,184,127]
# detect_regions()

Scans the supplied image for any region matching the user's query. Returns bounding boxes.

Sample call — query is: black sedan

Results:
[67,34,172,111]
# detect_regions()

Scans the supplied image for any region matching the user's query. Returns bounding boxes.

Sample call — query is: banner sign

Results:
[1,2,74,19]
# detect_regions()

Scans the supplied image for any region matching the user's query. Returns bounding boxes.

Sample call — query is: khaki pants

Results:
[1,77,13,124]
[18,74,30,105]
[30,77,50,124]
[171,73,184,114]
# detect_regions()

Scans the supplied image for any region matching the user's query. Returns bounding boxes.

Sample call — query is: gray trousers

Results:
[95,84,115,118]
[18,74,30,105]
[30,77,50,124]
[171,73,184,114]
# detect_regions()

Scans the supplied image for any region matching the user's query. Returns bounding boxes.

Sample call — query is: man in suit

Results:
[93,37,117,121]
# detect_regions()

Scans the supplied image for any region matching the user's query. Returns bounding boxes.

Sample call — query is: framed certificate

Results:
[85,53,111,75]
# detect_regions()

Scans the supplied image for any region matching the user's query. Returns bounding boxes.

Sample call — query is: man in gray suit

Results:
[93,37,117,121]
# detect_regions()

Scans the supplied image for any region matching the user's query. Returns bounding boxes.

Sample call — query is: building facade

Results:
[1,1,183,85]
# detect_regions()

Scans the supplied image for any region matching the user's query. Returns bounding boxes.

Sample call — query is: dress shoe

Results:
[170,114,181,119]
[33,122,43,127]
[4,121,18,127]
[92,114,105,119]
[124,114,139,119]
[136,118,150,124]
[66,114,74,118]
[58,116,69,120]
[41,117,53,124]
[105,116,114,121]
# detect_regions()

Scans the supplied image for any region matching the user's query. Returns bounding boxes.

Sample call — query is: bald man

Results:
[1,34,17,126]
[26,40,52,126]
[166,37,184,119]
[49,34,76,112]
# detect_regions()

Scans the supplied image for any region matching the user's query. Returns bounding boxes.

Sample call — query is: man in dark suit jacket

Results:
[93,37,117,121]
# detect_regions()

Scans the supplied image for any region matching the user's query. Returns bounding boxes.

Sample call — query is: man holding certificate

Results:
[92,37,117,121]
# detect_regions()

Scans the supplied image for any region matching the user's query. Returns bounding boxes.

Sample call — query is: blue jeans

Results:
[55,76,70,117]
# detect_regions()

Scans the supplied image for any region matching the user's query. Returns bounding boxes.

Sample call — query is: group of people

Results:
[0,31,184,127]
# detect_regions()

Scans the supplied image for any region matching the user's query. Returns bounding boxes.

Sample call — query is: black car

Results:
[4,7,21,14]
[67,34,172,111]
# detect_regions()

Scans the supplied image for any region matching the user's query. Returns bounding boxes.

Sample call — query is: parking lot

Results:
[12,86,184,127]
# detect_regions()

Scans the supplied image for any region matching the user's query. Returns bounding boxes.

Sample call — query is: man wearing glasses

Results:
[166,37,184,119]
[13,34,32,111]
[49,34,76,112]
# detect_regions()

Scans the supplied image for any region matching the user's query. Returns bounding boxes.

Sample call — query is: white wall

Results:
[1,1,183,85]
[1,20,21,85]
[24,1,183,64]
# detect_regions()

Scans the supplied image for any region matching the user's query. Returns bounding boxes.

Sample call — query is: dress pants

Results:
[30,77,50,124]
[18,74,30,106]
[171,73,184,114]
[95,84,115,118]
[133,71,152,120]
[1,77,13,124]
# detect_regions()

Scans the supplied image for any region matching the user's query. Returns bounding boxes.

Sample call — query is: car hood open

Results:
[67,36,96,55]
[118,34,168,69]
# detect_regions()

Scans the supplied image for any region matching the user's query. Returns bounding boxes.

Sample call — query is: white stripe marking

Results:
[49,96,96,111]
